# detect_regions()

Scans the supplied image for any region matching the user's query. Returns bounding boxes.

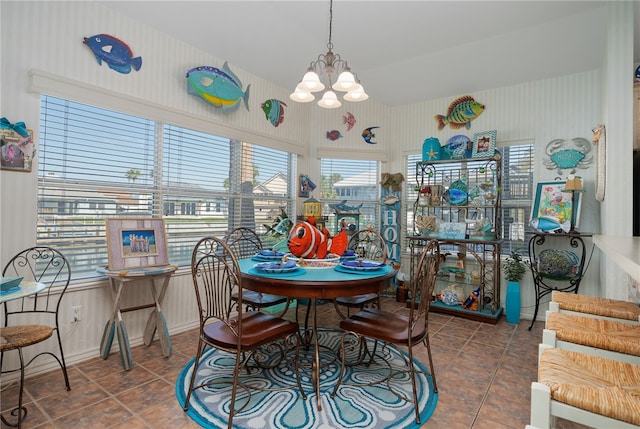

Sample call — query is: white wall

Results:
[0,1,634,376]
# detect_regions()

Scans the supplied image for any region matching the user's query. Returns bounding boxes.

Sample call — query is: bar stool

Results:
[550,291,640,324]
[0,325,53,428]
[530,345,640,429]
[543,311,640,365]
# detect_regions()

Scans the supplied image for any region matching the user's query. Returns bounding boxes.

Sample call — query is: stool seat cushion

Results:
[546,312,640,356]
[553,291,640,321]
[538,348,640,426]
[0,325,53,351]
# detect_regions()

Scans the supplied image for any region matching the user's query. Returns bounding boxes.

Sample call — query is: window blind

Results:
[38,95,295,280]
[320,158,380,233]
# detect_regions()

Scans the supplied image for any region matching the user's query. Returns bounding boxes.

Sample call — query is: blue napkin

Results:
[342,260,384,268]
[341,249,356,256]
[257,250,285,257]
[256,260,297,270]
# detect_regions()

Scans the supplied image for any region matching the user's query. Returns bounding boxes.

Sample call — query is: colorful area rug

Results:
[175,328,437,429]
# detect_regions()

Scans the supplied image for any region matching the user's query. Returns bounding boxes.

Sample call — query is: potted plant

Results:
[503,251,527,324]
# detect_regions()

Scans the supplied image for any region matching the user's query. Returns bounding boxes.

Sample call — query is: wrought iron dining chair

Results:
[0,325,53,428]
[1,247,72,392]
[224,227,290,313]
[331,239,441,425]
[182,237,305,428]
[334,228,388,319]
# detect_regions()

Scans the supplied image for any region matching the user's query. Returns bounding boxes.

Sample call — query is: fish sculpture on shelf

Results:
[185,63,251,113]
[343,112,356,131]
[261,99,286,127]
[434,95,485,130]
[287,217,347,259]
[329,200,363,213]
[83,34,142,74]
[326,130,343,141]
[362,126,380,144]
[530,216,571,234]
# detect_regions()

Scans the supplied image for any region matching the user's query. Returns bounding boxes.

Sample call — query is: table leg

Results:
[311,298,322,411]
[143,275,172,357]
[101,278,133,370]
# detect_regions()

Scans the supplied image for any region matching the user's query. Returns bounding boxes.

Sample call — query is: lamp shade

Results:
[289,87,315,103]
[300,71,325,92]
[318,90,342,108]
[343,84,369,102]
[333,71,357,92]
[563,176,584,192]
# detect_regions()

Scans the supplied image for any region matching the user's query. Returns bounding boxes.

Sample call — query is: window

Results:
[404,141,534,254]
[320,158,380,234]
[38,95,295,280]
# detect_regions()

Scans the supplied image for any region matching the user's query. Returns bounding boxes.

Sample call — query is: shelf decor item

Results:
[503,251,527,324]
[472,130,497,158]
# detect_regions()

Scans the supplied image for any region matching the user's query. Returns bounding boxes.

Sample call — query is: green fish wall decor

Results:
[435,95,485,130]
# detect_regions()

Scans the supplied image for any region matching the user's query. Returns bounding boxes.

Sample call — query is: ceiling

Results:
[99,1,639,106]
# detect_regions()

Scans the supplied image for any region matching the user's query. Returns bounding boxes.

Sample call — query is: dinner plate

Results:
[252,251,285,261]
[339,260,386,272]
[253,262,298,274]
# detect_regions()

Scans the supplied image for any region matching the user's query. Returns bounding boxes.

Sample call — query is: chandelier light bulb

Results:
[343,84,369,102]
[318,90,341,108]
[333,70,357,92]
[301,71,325,92]
[289,87,315,103]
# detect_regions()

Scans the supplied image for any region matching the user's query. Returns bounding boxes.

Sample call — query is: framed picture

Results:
[1,128,35,172]
[298,174,316,198]
[530,181,582,228]
[472,130,497,158]
[106,218,169,270]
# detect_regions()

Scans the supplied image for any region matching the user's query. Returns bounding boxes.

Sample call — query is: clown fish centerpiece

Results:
[287,217,347,261]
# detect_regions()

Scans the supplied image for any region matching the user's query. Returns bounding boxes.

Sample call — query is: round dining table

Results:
[238,258,396,410]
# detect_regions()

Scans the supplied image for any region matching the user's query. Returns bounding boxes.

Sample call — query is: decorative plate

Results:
[253,261,298,274]
[537,249,579,277]
[441,135,472,160]
[339,260,386,271]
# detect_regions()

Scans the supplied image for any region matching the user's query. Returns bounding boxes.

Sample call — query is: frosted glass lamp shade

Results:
[300,71,325,92]
[343,84,369,102]
[333,71,357,92]
[317,90,342,108]
[289,87,315,102]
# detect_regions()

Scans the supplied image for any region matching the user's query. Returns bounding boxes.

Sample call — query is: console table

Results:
[527,232,592,330]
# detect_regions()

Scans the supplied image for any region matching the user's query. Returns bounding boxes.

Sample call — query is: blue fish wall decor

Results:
[362,126,380,144]
[261,99,286,127]
[186,63,250,113]
[83,34,142,74]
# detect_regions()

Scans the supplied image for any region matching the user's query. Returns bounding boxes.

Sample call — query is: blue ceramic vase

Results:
[505,281,521,324]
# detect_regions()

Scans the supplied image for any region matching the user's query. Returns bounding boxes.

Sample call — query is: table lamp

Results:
[563,175,583,232]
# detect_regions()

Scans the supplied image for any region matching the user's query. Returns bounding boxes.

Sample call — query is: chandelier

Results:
[289,0,368,109]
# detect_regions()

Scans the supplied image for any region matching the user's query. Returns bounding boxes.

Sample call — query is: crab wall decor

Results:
[543,137,592,174]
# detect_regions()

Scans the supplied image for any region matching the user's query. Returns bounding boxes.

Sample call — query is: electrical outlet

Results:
[71,305,81,323]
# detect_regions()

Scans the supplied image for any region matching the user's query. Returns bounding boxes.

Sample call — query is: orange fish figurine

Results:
[288,217,348,259]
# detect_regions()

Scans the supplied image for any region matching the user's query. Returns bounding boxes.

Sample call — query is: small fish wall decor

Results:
[343,112,356,131]
[83,34,142,74]
[362,126,380,144]
[185,62,251,113]
[326,130,343,141]
[435,95,484,130]
[261,99,286,127]
[543,138,592,174]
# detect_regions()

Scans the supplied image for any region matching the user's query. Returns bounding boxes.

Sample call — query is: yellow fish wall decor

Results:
[435,95,485,130]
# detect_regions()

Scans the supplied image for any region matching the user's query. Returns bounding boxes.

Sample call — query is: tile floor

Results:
[1,298,589,429]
